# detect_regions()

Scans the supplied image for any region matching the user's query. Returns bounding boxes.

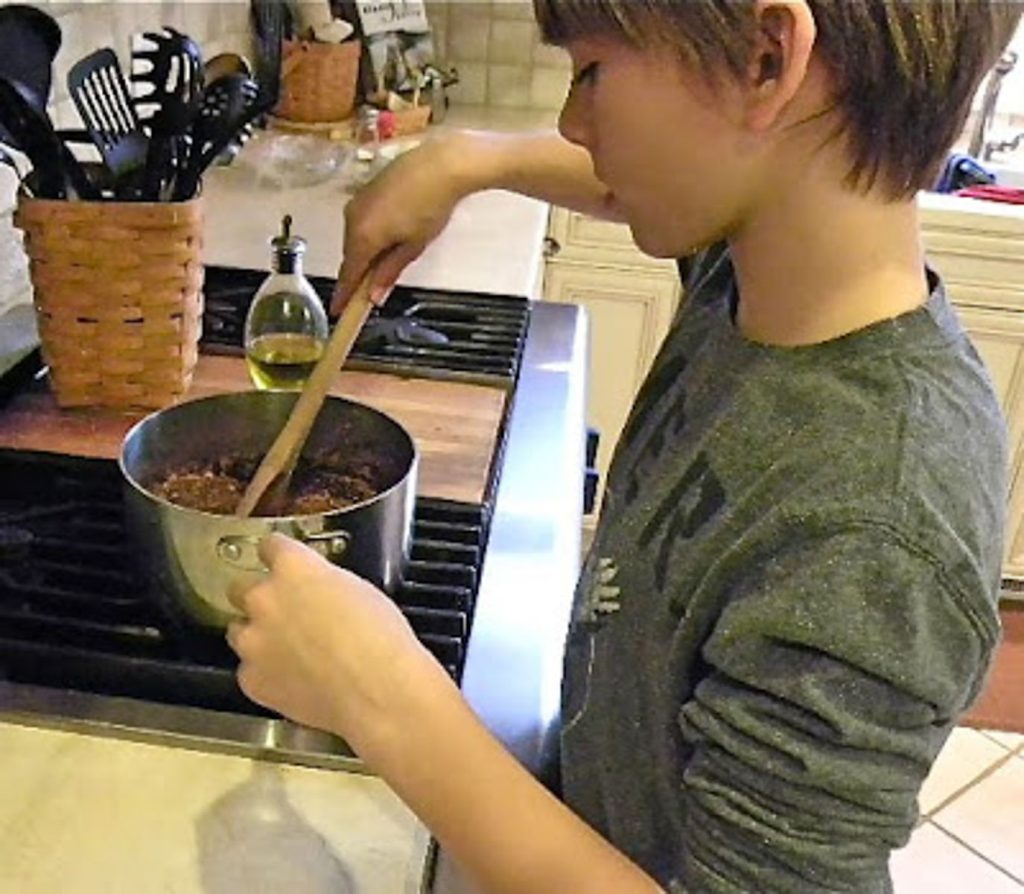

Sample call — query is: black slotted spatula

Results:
[68,48,148,188]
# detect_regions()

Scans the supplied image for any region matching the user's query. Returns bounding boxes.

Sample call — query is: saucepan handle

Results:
[215,529,351,571]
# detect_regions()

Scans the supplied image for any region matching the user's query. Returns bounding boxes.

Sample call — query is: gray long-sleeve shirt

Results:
[561,246,1006,892]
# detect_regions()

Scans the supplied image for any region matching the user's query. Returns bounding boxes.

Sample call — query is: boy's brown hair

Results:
[534,0,1022,198]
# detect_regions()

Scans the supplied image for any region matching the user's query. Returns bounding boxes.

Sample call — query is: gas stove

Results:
[0,448,487,769]
[0,269,588,779]
[202,265,530,387]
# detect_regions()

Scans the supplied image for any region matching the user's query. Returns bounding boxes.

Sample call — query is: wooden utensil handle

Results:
[235,276,375,517]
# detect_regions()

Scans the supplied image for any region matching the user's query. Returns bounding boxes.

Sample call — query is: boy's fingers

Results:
[257,531,302,569]
[332,243,418,314]
[373,243,423,299]
[332,259,368,314]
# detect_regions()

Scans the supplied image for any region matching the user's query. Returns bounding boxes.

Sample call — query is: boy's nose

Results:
[558,91,590,150]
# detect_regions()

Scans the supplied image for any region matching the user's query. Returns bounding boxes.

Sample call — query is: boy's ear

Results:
[744,0,816,132]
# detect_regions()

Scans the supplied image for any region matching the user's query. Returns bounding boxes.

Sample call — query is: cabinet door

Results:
[957,306,1024,576]
[544,260,680,509]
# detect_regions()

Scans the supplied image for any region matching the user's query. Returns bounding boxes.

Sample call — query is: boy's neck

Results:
[727,169,928,347]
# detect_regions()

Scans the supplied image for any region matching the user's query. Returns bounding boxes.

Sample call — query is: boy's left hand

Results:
[225,533,426,747]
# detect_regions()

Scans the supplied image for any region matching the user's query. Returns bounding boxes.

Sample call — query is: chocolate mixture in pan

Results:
[150,449,394,516]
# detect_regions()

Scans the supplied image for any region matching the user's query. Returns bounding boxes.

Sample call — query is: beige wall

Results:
[426,0,569,111]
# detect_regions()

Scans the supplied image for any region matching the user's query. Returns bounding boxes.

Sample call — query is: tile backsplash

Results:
[425,1,570,112]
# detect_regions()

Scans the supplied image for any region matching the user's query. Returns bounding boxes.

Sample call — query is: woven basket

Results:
[13,196,204,410]
[277,39,361,123]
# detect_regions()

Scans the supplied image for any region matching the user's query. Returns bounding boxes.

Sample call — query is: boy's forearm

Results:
[344,646,662,894]
[443,129,627,223]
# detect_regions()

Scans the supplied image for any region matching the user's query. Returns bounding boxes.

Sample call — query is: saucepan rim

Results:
[118,390,419,522]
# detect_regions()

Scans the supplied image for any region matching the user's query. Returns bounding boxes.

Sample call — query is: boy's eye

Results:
[571,62,599,88]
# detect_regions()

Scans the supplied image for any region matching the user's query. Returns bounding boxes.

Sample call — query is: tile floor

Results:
[891,727,1024,891]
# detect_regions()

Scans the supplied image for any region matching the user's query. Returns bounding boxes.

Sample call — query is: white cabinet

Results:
[542,208,681,511]
[921,202,1024,580]
[952,306,1024,575]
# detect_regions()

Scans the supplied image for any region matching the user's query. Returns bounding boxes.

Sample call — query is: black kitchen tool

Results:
[0,76,93,199]
[67,48,149,189]
[0,77,66,197]
[0,5,61,151]
[203,54,260,167]
[0,5,61,105]
[131,28,204,199]
[250,0,291,111]
[173,73,262,200]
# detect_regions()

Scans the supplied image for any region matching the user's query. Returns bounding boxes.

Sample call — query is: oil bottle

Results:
[244,215,329,390]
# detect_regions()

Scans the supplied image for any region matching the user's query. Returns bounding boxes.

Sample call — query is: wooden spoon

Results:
[235,274,375,518]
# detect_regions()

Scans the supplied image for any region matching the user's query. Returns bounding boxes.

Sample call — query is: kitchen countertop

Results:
[200,109,553,294]
[0,724,430,894]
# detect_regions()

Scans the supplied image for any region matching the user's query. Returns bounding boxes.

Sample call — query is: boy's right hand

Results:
[331,134,471,314]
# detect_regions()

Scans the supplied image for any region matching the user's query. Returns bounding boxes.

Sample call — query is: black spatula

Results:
[67,48,149,190]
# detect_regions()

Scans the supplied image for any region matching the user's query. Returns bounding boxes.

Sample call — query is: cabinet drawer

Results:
[546,207,677,272]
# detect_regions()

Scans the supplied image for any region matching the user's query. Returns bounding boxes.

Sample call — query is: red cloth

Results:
[955,184,1024,204]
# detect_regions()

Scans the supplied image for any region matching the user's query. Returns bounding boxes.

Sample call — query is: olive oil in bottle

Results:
[246,332,325,390]
[243,215,329,391]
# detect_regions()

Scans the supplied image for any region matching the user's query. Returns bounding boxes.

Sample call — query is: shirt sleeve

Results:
[673,525,998,893]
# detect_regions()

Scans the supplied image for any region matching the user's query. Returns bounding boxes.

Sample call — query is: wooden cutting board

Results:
[0,355,507,505]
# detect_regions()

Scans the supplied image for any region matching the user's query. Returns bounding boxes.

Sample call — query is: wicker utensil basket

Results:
[276,38,361,123]
[13,196,204,410]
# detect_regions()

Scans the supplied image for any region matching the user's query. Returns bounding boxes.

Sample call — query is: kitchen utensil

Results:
[172,73,261,200]
[202,55,258,166]
[120,390,417,629]
[0,4,61,147]
[0,77,67,198]
[131,28,204,200]
[0,5,61,103]
[251,0,292,111]
[236,273,375,517]
[0,76,100,201]
[67,48,149,187]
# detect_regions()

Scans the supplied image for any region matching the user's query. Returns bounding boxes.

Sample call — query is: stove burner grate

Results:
[0,450,488,717]
[201,266,530,386]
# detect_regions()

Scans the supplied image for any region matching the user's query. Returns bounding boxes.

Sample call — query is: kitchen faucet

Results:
[967,49,1021,162]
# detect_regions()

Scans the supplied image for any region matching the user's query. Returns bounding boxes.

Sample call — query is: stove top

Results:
[0,269,535,768]
[0,448,488,765]
[0,287,589,787]
[202,265,530,387]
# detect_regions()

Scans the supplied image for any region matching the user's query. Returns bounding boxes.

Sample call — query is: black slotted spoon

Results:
[172,73,261,201]
[67,48,149,189]
[131,27,204,200]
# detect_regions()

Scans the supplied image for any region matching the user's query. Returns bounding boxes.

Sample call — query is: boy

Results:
[226,2,1021,891]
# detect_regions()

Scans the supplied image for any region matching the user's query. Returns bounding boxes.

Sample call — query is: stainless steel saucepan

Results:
[119,391,417,630]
